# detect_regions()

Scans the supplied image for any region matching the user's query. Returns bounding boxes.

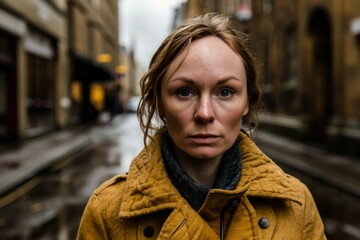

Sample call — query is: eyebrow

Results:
[171,76,243,84]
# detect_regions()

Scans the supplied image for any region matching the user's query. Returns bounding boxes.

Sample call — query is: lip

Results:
[189,134,220,144]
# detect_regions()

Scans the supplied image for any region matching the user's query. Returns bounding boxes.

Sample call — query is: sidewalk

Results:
[0,125,96,195]
[254,131,360,198]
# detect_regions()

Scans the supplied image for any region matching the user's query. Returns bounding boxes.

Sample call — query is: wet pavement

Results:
[0,114,143,239]
[0,126,92,195]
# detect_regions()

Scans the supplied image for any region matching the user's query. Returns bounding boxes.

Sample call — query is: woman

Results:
[77,13,326,239]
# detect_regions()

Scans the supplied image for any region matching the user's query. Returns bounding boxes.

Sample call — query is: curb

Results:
[0,132,93,196]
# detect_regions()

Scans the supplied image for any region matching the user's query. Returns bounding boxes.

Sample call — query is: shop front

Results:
[69,51,115,124]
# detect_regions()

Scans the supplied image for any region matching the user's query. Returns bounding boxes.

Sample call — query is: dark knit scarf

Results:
[161,132,242,211]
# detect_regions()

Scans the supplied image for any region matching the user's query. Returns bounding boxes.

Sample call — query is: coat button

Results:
[143,226,154,238]
[258,217,270,229]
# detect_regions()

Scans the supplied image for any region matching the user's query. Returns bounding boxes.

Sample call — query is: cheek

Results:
[165,108,189,129]
[165,112,188,140]
[226,113,244,127]
[162,100,189,126]
[218,104,248,129]
[218,98,248,118]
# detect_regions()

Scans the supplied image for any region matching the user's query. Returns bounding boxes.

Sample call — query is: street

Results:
[0,113,143,239]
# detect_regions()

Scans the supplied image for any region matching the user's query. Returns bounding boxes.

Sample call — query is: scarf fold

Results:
[161,132,242,211]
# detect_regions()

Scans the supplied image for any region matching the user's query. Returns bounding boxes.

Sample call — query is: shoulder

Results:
[283,174,326,238]
[87,172,128,212]
[93,172,128,197]
[78,173,129,239]
[284,173,318,208]
[283,173,314,204]
[238,131,310,202]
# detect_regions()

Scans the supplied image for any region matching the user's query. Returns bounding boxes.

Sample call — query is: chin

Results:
[188,150,223,161]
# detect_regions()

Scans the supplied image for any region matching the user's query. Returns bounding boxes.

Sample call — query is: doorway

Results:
[0,30,17,142]
[306,8,333,143]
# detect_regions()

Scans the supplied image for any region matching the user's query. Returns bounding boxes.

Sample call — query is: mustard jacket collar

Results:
[118,131,302,218]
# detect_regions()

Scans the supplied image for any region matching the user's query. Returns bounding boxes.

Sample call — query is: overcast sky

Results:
[119,0,185,69]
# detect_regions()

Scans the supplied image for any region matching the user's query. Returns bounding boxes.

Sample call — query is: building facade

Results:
[184,0,360,157]
[0,0,120,145]
[0,0,68,142]
[68,0,120,123]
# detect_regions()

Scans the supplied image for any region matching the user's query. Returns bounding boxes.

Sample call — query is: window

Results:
[26,53,55,136]
[263,0,272,14]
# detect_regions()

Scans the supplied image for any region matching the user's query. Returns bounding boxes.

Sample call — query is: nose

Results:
[194,96,215,123]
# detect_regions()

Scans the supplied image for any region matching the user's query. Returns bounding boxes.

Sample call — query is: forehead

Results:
[164,36,244,80]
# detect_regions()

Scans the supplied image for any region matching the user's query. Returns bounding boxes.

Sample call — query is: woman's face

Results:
[161,36,249,162]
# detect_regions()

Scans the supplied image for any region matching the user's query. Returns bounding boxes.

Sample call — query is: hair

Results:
[137,13,262,147]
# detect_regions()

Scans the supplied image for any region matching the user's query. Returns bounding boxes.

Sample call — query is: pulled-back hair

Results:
[137,13,262,147]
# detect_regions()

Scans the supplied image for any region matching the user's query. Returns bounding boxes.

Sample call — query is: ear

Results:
[242,101,249,116]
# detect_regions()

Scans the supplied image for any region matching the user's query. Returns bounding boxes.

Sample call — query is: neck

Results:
[173,146,223,188]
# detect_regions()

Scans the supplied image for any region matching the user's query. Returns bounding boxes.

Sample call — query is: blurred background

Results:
[0,0,359,239]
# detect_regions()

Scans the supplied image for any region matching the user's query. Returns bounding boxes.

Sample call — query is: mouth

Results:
[189,134,220,144]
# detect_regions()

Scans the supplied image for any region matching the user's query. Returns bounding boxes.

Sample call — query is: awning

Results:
[70,51,115,82]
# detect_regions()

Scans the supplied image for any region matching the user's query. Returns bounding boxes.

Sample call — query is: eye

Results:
[219,88,234,98]
[177,88,192,98]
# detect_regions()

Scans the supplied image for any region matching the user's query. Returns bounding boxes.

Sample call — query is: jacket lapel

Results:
[238,131,303,205]
[118,135,181,218]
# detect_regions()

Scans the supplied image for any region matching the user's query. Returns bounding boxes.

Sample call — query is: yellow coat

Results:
[77,131,326,239]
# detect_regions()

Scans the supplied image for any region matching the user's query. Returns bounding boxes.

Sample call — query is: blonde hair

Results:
[137,13,262,147]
